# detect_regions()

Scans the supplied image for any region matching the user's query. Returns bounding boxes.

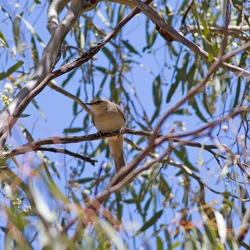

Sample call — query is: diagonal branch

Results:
[0,0,152,149]
[131,0,250,77]
[1,104,249,164]
[0,0,89,147]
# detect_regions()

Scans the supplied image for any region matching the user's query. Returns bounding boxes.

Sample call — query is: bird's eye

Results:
[96,100,101,104]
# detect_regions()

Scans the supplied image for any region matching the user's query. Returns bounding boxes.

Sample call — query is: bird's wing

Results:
[117,105,126,122]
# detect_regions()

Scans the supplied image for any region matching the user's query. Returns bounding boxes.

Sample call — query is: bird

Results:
[85,98,126,171]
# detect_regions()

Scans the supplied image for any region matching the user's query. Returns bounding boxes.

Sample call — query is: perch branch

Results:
[0,0,88,147]
[0,0,152,148]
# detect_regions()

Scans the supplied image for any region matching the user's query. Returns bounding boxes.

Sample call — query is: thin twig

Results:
[37,147,97,165]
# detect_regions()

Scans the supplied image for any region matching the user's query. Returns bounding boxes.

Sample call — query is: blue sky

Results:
[0,0,249,248]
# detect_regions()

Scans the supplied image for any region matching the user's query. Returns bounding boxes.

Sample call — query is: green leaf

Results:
[233,77,241,108]
[153,75,162,107]
[123,199,136,204]
[198,14,213,62]
[173,109,192,115]
[31,36,39,66]
[63,127,84,134]
[204,222,217,246]
[122,40,141,56]
[174,147,198,172]
[0,6,13,22]
[144,197,152,215]
[0,30,8,47]
[116,4,125,23]
[157,236,163,250]
[13,16,24,55]
[135,210,163,235]
[189,97,208,122]
[158,176,170,196]
[61,69,77,87]
[0,61,24,80]
[198,14,210,38]
[73,86,81,115]
[69,177,96,184]
[144,19,158,50]
[101,46,116,66]
[167,54,190,103]
[95,66,108,74]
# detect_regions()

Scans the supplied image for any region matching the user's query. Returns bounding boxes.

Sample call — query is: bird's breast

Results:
[93,111,125,133]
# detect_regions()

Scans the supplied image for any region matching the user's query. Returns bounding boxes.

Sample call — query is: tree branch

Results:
[0,0,88,147]
[131,0,250,77]
[0,0,152,149]
[1,104,249,165]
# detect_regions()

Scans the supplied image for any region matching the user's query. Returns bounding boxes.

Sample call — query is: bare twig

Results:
[181,0,194,25]
[37,147,97,165]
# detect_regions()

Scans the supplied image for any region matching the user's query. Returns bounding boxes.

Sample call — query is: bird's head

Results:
[85,98,110,114]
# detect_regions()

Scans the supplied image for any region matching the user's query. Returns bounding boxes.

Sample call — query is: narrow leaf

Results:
[0,30,8,47]
[135,210,163,235]
[214,211,227,244]
[101,46,116,66]
[63,127,84,134]
[13,16,23,55]
[0,61,24,80]
[153,75,162,107]
[17,15,46,48]
[122,40,141,56]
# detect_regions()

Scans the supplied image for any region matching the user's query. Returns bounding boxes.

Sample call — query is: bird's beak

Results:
[85,102,92,105]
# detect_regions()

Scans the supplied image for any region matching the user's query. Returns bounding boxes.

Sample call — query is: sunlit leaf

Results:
[30,184,57,223]
[13,16,24,55]
[173,108,192,115]
[31,36,39,66]
[217,161,231,183]
[0,61,24,80]
[214,211,227,244]
[0,30,8,47]
[156,236,163,250]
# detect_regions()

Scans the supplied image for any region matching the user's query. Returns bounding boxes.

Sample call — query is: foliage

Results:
[0,0,249,249]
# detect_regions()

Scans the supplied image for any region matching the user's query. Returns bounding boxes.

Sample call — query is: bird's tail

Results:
[108,136,125,172]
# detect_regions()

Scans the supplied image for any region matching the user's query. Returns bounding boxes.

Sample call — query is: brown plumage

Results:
[86,98,126,171]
